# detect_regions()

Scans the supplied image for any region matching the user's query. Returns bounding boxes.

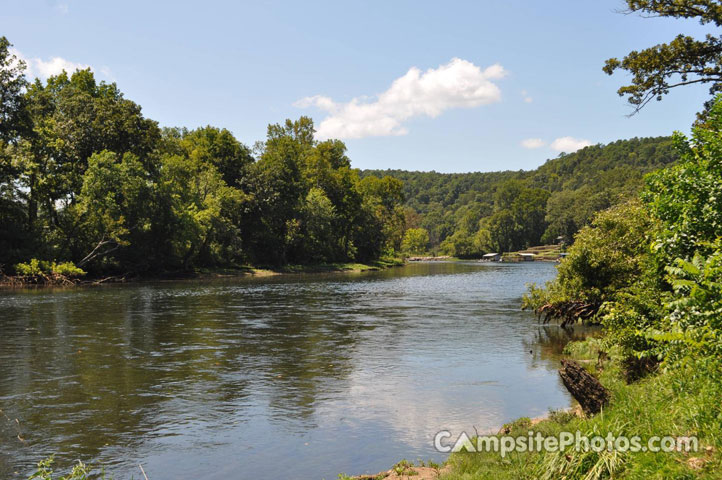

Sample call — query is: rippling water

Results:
[0,261,584,479]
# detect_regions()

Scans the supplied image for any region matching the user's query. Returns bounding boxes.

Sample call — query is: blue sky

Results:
[3,0,716,172]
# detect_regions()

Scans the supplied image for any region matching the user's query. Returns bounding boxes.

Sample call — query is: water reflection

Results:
[1,262,579,479]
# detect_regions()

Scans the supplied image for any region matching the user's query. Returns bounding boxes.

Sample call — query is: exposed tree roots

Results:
[534,300,601,328]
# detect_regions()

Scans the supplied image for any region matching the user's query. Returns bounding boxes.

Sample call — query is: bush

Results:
[14,259,86,278]
[27,456,101,480]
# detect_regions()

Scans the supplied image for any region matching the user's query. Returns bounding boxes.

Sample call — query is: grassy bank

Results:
[438,338,722,480]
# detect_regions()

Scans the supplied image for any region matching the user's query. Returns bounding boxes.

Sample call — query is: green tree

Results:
[19,69,160,238]
[158,154,245,269]
[401,228,430,255]
[359,175,405,252]
[179,126,253,187]
[0,37,29,268]
[604,0,722,112]
[72,151,154,270]
[0,36,28,142]
[302,187,338,262]
[488,210,517,252]
[244,119,311,264]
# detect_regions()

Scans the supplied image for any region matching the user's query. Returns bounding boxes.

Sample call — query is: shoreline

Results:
[0,258,405,288]
[343,409,579,480]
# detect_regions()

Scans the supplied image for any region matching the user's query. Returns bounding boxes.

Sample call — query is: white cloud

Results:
[521,138,545,149]
[100,66,115,80]
[550,136,592,153]
[55,2,69,14]
[10,48,91,80]
[521,89,533,103]
[294,58,507,139]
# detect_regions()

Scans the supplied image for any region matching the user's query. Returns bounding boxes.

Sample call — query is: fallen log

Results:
[559,359,610,415]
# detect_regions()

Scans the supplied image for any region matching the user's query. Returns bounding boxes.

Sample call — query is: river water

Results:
[0,261,583,479]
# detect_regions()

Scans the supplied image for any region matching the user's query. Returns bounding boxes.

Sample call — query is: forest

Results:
[363,136,677,256]
[0,36,409,278]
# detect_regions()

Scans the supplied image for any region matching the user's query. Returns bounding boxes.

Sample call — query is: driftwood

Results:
[559,359,609,415]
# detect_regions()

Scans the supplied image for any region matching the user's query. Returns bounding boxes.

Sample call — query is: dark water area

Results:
[0,261,588,479]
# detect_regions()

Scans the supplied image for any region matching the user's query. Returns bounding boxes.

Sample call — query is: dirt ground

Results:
[350,465,451,480]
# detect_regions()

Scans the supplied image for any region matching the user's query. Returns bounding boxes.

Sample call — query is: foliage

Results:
[0,40,405,275]
[610,96,722,362]
[529,96,722,365]
[604,0,722,113]
[362,136,676,255]
[14,259,85,277]
[27,456,101,480]
[644,104,722,260]
[523,201,655,325]
[0,36,28,142]
[401,227,430,255]
[657,248,722,361]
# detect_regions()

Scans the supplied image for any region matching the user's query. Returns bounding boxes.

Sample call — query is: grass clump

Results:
[27,456,106,480]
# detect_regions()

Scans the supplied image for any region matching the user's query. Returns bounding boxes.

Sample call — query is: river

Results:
[0,261,583,479]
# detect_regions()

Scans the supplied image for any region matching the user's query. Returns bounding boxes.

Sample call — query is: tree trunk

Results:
[559,359,610,415]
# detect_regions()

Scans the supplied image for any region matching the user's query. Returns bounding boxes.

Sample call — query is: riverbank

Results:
[346,337,721,479]
[0,257,405,287]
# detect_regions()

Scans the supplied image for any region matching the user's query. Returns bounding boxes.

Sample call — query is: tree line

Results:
[0,37,406,277]
[362,136,677,256]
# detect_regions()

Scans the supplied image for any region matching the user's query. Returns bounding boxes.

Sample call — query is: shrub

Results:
[27,456,100,480]
[14,259,86,278]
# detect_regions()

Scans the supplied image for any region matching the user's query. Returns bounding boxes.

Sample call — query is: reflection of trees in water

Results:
[523,325,599,368]
[0,284,375,475]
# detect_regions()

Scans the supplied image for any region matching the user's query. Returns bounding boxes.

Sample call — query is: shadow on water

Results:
[0,261,587,479]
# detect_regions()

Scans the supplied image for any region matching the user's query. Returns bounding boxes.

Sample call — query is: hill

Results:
[361,136,677,256]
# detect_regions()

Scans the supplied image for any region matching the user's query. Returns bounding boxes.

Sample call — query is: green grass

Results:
[439,339,722,480]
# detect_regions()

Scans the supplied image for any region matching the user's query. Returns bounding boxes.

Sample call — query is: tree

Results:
[158,154,244,269]
[359,175,405,252]
[73,151,153,270]
[604,0,722,112]
[19,69,160,236]
[488,210,518,252]
[644,93,722,260]
[0,36,28,142]
[510,187,550,247]
[401,228,430,255]
[179,126,253,187]
[0,37,30,267]
[302,187,338,262]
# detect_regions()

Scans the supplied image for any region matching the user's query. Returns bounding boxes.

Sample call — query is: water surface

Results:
[0,261,581,479]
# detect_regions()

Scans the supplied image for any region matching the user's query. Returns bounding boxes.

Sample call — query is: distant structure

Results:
[518,253,536,261]
[481,252,502,262]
